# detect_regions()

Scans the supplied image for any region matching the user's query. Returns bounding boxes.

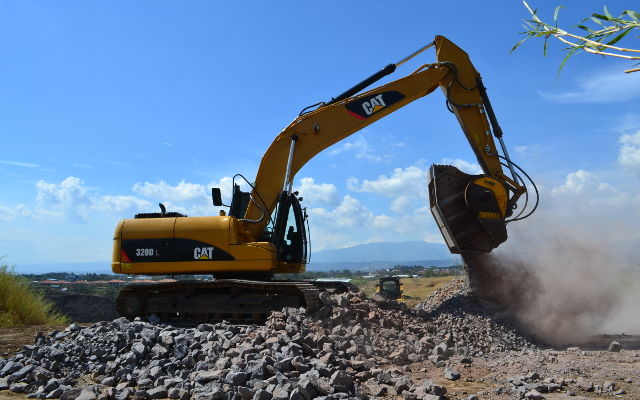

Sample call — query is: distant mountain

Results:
[15,262,112,275]
[311,240,452,263]
[308,240,458,271]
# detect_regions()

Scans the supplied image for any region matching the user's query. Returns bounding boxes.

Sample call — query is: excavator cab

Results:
[213,184,309,264]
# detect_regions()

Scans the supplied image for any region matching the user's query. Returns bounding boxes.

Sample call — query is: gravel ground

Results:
[0,278,638,400]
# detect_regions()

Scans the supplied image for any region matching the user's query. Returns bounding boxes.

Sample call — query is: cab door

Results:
[272,192,308,264]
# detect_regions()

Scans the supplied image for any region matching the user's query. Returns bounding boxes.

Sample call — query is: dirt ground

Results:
[0,325,69,359]
[1,324,639,399]
[435,335,640,399]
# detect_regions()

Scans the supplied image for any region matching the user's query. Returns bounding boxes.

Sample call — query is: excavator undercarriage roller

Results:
[429,164,508,254]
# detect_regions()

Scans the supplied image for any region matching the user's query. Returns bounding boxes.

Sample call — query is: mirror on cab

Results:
[212,188,223,206]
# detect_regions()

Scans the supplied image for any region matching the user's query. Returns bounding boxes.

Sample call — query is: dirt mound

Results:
[47,294,118,323]
[414,278,537,354]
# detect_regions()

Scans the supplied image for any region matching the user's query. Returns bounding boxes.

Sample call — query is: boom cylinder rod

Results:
[282,135,298,193]
[326,41,436,106]
[327,64,396,106]
[395,41,435,68]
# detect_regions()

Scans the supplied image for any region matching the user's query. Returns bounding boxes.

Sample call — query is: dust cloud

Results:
[464,214,640,345]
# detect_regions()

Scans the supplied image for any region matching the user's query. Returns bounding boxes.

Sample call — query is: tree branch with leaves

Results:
[513,1,640,73]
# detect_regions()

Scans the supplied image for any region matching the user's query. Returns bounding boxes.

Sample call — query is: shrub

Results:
[0,264,68,326]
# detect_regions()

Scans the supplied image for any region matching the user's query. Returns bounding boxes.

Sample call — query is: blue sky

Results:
[1,1,639,266]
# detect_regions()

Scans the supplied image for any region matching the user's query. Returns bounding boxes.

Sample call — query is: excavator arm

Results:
[240,35,528,253]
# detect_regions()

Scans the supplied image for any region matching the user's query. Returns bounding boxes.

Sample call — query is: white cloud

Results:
[35,177,91,220]
[295,177,339,206]
[306,189,443,251]
[346,159,481,214]
[348,165,427,197]
[347,164,428,213]
[618,131,640,171]
[31,177,153,221]
[440,158,482,175]
[551,170,599,196]
[4,176,236,225]
[515,145,544,156]
[615,113,640,135]
[0,160,40,168]
[132,180,208,203]
[93,195,152,214]
[550,169,631,209]
[329,136,388,162]
[72,163,93,169]
[0,204,32,221]
[390,196,414,213]
[539,69,640,103]
[309,195,373,228]
[131,177,239,216]
[371,208,434,235]
[108,160,130,168]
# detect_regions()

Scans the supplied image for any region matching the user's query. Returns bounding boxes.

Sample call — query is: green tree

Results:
[513,2,640,73]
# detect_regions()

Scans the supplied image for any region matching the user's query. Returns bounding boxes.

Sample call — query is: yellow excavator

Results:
[112,36,537,322]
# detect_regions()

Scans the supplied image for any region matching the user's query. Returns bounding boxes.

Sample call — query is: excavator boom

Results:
[240,35,525,251]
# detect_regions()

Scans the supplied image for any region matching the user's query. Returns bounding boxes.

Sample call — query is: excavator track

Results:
[116,279,321,324]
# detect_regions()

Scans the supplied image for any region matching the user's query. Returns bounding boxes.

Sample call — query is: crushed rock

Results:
[0,277,541,399]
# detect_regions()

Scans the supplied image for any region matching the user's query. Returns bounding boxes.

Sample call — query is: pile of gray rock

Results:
[0,279,537,399]
[414,279,536,355]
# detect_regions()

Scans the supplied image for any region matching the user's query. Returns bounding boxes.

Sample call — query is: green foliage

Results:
[513,2,640,74]
[22,272,116,282]
[276,264,463,280]
[385,264,463,277]
[0,265,68,326]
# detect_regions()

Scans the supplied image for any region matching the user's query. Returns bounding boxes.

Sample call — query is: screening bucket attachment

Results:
[428,164,508,254]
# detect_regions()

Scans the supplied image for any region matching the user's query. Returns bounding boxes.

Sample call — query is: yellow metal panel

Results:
[228,242,275,258]
[113,240,277,275]
[472,176,508,217]
[274,262,305,274]
[174,216,232,251]
[115,259,275,275]
[122,217,176,239]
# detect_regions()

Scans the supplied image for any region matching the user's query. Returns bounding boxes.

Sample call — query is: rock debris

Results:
[0,278,629,399]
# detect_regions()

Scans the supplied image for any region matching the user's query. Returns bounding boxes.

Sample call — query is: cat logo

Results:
[362,94,387,115]
[345,91,405,120]
[193,247,215,260]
